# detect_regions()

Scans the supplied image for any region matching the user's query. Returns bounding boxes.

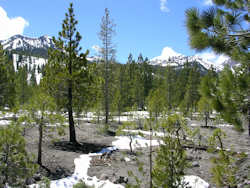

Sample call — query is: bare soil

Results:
[24,119,250,187]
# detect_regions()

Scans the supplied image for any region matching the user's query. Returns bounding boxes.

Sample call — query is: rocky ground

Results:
[24,118,250,187]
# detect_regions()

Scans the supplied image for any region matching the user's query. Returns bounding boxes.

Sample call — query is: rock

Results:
[114,176,128,184]
[186,155,194,161]
[99,173,109,180]
[110,176,117,183]
[195,155,202,160]
[33,173,42,181]
[26,177,35,185]
[123,157,131,162]
[87,177,93,181]
[192,161,200,167]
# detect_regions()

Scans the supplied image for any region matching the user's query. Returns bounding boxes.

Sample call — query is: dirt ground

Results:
[24,118,250,187]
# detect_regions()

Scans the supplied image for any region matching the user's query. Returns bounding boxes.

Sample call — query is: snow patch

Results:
[112,135,161,150]
[182,175,209,188]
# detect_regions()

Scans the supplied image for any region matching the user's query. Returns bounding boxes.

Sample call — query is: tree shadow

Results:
[52,141,110,154]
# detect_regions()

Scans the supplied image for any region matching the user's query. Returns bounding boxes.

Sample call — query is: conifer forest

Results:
[0,0,249,187]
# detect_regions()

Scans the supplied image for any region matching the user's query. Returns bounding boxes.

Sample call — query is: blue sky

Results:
[0,0,218,63]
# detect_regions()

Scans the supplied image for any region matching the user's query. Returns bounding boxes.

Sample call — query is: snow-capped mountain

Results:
[0,34,54,58]
[12,54,47,84]
[0,35,53,84]
[0,35,102,84]
[150,47,238,71]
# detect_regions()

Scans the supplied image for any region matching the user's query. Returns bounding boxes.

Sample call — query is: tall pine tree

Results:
[99,8,116,124]
[0,45,16,109]
[45,3,89,143]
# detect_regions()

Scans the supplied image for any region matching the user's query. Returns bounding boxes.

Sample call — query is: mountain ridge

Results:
[149,47,238,72]
[1,35,239,72]
[0,34,54,58]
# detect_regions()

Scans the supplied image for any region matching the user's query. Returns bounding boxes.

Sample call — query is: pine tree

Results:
[185,0,249,63]
[99,8,116,124]
[198,67,217,127]
[175,61,191,107]
[164,62,176,111]
[147,88,166,121]
[0,123,38,187]
[15,63,30,106]
[0,45,16,109]
[214,66,245,131]
[152,114,189,188]
[208,128,238,187]
[112,65,126,124]
[185,0,250,135]
[45,3,89,143]
[20,88,64,166]
[180,62,201,118]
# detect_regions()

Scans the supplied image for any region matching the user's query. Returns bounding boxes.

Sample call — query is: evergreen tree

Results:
[152,114,189,188]
[175,61,191,107]
[0,123,38,187]
[208,128,238,187]
[164,62,176,111]
[134,56,145,110]
[213,66,246,131]
[147,88,166,121]
[15,64,30,105]
[45,3,90,143]
[99,8,116,124]
[89,62,103,124]
[198,67,217,126]
[138,55,153,110]
[185,0,250,135]
[112,65,126,124]
[0,45,16,109]
[185,0,249,63]
[20,88,65,166]
[180,62,201,118]
[125,55,137,108]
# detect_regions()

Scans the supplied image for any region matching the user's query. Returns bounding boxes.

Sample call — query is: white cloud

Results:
[160,0,170,12]
[197,51,229,67]
[0,6,29,40]
[203,0,213,6]
[92,45,102,54]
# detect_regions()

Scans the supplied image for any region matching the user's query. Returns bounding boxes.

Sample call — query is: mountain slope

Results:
[150,47,238,72]
[0,34,54,58]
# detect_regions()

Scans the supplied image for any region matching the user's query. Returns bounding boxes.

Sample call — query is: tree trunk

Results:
[149,125,153,188]
[118,109,121,124]
[129,136,133,154]
[104,46,109,125]
[38,120,43,165]
[68,82,76,143]
[205,112,208,127]
[248,101,250,136]
[68,34,77,144]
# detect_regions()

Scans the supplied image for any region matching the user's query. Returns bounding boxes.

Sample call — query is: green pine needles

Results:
[152,114,189,188]
[0,123,38,187]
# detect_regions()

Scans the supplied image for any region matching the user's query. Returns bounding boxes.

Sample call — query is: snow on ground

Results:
[0,111,14,118]
[122,129,165,137]
[30,150,124,188]
[30,133,209,188]
[0,109,209,188]
[190,123,233,127]
[182,175,209,188]
[112,135,162,150]
[76,111,150,123]
[216,124,233,127]
[0,120,11,126]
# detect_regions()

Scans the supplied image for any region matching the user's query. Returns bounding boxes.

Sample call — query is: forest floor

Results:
[23,117,250,187]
